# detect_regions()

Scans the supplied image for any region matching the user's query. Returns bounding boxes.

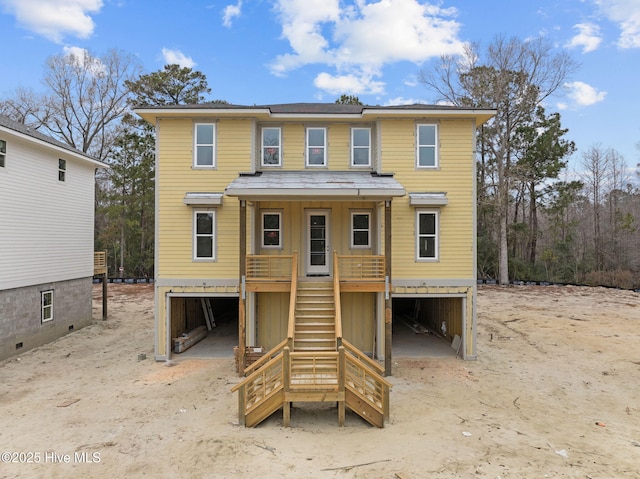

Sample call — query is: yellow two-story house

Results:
[137,102,494,427]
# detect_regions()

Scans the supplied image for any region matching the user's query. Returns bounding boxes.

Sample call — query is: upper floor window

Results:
[194,123,216,167]
[306,127,326,167]
[416,210,439,260]
[0,139,6,167]
[58,159,66,181]
[262,211,282,248]
[262,127,281,167]
[417,124,438,168]
[351,128,371,167]
[351,212,371,248]
[42,290,53,323]
[194,210,216,260]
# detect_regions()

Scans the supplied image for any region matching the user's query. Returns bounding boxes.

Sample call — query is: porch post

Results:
[384,199,392,376]
[238,199,247,375]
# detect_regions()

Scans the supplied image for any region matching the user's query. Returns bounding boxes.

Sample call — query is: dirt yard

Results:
[0,284,639,478]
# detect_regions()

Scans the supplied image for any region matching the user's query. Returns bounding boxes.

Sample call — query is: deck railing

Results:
[336,255,385,281]
[246,254,295,281]
[245,253,384,283]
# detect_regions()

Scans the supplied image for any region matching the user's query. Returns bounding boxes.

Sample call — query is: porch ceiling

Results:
[225,171,406,200]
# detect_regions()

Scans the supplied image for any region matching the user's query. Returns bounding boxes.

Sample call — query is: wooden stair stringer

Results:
[344,386,385,428]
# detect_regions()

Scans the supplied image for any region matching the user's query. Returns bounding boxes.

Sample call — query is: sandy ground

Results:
[1,284,639,479]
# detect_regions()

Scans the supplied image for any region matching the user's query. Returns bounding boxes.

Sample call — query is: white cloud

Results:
[314,71,385,95]
[62,46,105,75]
[594,0,640,48]
[270,0,464,95]
[564,81,607,106]
[384,96,426,106]
[222,0,242,28]
[0,0,102,43]
[566,22,602,52]
[161,48,196,68]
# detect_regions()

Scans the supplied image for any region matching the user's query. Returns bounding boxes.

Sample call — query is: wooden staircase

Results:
[232,254,391,428]
[293,280,336,352]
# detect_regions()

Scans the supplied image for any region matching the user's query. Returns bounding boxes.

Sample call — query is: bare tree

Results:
[22,49,142,161]
[0,88,48,128]
[420,36,577,284]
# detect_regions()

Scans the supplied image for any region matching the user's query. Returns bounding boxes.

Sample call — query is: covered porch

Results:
[225,170,406,375]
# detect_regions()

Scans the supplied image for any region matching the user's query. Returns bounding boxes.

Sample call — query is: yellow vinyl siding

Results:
[256,292,289,349]
[341,293,376,353]
[281,124,305,170]
[156,118,252,279]
[278,122,374,171]
[380,119,475,280]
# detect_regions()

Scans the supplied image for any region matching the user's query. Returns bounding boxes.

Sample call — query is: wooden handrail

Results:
[342,339,386,377]
[286,252,298,342]
[333,251,342,345]
[344,348,392,418]
[242,338,288,376]
[231,352,285,393]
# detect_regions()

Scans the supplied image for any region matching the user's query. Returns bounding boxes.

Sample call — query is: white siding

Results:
[0,131,97,290]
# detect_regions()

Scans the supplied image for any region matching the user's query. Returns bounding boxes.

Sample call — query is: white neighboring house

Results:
[0,115,107,360]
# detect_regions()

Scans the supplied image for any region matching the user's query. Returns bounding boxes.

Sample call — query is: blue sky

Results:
[1,0,639,172]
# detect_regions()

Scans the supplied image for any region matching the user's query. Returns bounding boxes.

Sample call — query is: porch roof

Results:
[225,171,406,200]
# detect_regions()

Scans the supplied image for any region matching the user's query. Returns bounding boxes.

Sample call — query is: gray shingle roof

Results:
[225,170,406,199]
[0,114,102,163]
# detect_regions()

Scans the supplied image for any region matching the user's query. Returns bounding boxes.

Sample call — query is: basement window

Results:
[41,290,53,323]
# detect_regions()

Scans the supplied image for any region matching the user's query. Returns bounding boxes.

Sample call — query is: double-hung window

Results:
[194,123,216,167]
[351,128,371,167]
[416,210,438,260]
[194,211,216,260]
[417,124,438,168]
[41,290,53,323]
[0,139,6,167]
[58,159,66,181]
[262,211,282,248]
[351,212,371,248]
[262,127,281,166]
[306,127,326,166]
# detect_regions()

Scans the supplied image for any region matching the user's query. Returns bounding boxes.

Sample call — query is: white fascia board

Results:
[183,192,224,206]
[268,113,364,120]
[227,188,405,198]
[409,192,448,206]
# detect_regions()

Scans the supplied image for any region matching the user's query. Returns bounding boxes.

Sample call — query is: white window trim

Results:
[261,211,283,249]
[306,127,327,167]
[416,123,439,169]
[261,127,282,167]
[193,123,216,168]
[58,158,66,182]
[41,290,53,323]
[193,210,216,261]
[350,211,371,249]
[416,209,439,261]
[0,139,6,168]
[351,127,371,167]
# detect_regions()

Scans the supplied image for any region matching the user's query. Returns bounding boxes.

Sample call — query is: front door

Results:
[306,210,330,275]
